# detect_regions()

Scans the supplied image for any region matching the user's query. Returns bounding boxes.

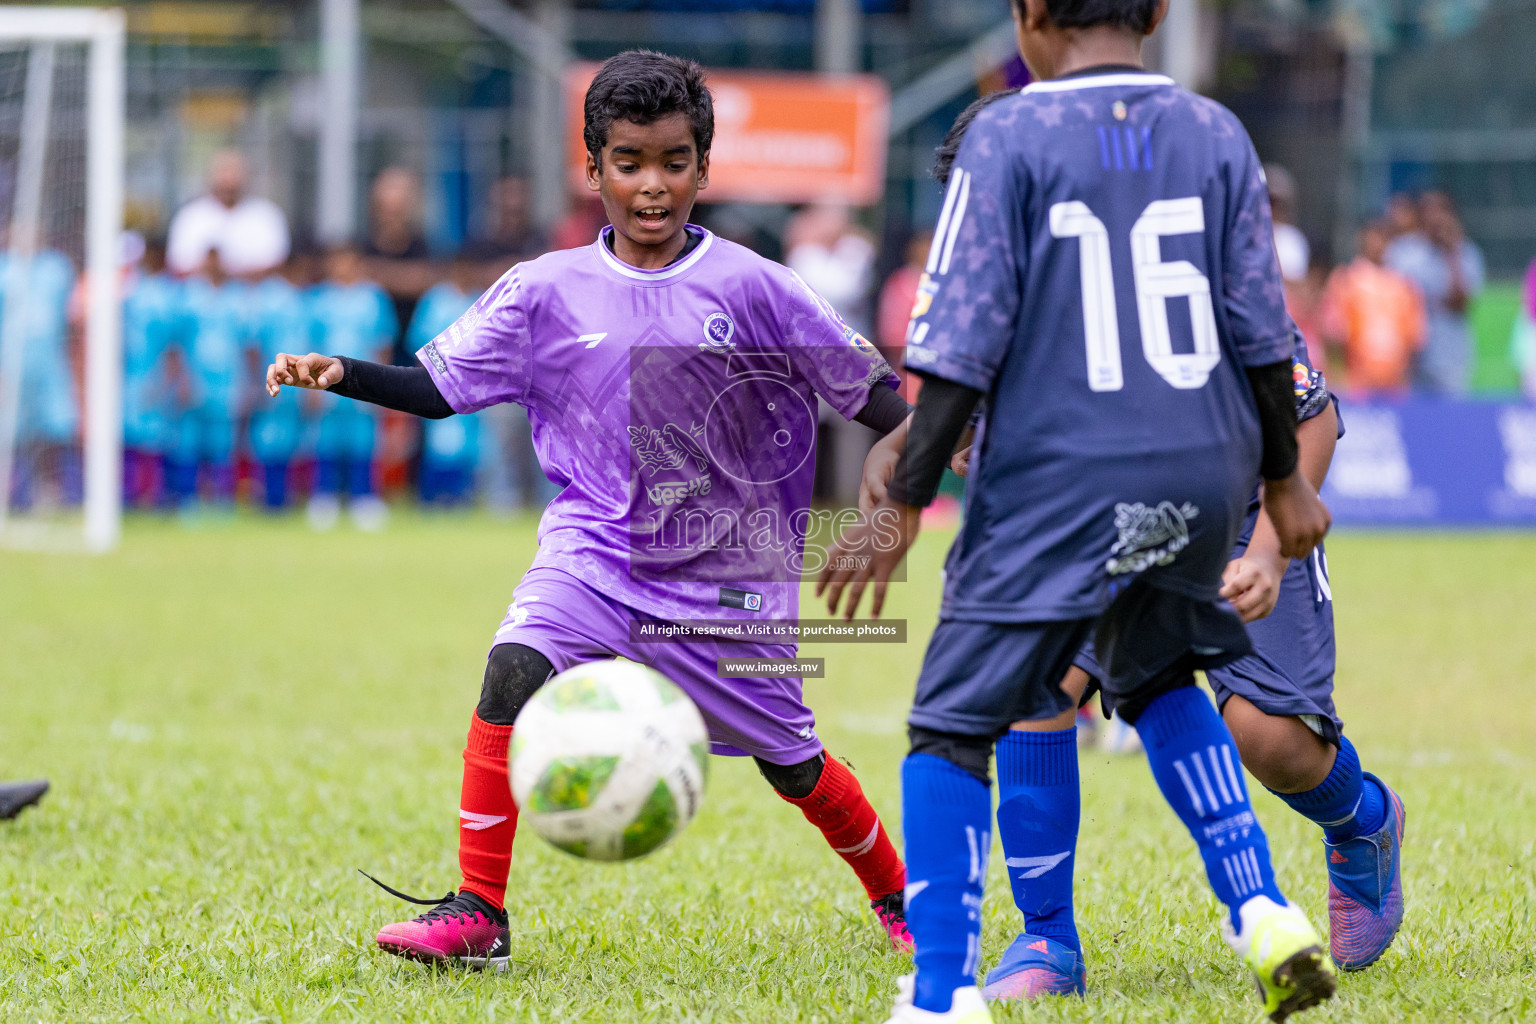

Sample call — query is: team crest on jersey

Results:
[842,323,877,355]
[701,312,736,352]
[1105,501,1200,575]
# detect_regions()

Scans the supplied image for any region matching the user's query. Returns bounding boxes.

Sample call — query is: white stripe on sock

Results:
[1223,856,1244,896]
[1173,759,1206,817]
[1245,847,1264,892]
[1207,746,1234,805]
[1191,754,1221,813]
[1221,744,1244,800]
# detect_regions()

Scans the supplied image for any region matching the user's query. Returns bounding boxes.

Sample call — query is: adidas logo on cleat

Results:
[1329,849,1348,864]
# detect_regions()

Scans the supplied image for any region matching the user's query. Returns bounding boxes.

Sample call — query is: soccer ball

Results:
[510,659,709,862]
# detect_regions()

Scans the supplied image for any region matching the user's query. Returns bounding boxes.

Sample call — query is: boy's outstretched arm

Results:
[1247,360,1331,559]
[818,375,982,620]
[1222,399,1338,621]
[265,353,455,419]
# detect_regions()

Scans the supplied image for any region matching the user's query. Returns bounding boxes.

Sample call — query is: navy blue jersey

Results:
[906,71,1294,622]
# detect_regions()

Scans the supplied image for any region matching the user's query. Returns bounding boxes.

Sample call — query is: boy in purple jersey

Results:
[264,50,915,970]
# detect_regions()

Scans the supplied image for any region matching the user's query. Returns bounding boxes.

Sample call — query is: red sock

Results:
[458,712,519,910]
[779,753,906,900]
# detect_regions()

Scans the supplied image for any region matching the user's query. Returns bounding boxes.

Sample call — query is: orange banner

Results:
[565,64,890,206]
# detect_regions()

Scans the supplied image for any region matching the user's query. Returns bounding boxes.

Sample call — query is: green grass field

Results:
[2,517,1534,1023]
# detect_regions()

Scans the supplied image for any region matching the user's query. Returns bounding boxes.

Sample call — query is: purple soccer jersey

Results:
[419,226,896,624]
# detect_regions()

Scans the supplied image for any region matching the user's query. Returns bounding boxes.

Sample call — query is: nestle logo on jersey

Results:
[701,312,736,352]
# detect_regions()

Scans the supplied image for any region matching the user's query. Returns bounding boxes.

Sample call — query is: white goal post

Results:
[0,7,124,552]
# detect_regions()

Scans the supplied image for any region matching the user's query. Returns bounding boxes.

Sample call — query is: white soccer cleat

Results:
[881,978,993,1024]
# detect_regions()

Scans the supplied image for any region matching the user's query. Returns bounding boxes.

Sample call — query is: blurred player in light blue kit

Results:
[306,243,396,530]
[121,239,181,508]
[247,251,313,510]
[406,253,480,506]
[169,249,248,509]
[1,240,80,509]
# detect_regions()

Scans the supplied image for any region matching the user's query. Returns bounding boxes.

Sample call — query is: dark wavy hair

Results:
[583,50,714,165]
[1011,0,1161,32]
[933,89,1020,188]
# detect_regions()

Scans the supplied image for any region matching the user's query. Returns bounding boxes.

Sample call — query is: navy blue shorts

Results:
[1074,543,1341,743]
[912,578,1251,738]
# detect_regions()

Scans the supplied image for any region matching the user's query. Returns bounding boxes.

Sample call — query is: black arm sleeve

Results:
[327,357,456,419]
[1247,360,1300,480]
[886,375,982,508]
[852,384,914,434]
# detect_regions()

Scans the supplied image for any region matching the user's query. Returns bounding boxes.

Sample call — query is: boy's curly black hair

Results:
[933,89,1020,189]
[583,50,714,166]
[1010,0,1161,33]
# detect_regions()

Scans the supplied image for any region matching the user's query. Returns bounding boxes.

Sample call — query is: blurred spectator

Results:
[121,239,180,508]
[363,167,434,365]
[363,167,433,497]
[247,251,313,511]
[552,198,609,251]
[1385,192,1420,240]
[307,243,396,531]
[1264,164,1310,284]
[876,230,931,402]
[785,203,876,503]
[0,234,79,510]
[1386,191,1485,395]
[1321,220,1425,396]
[460,176,547,289]
[166,149,289,277]
[170,249,247,510]
[1264,163,1325,364]
[785,203,876,335]
[408,255,482,506]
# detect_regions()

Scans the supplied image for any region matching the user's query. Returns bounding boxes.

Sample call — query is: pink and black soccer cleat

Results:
[1325,774,1406,971]
[872,891,915,953]
[363,872,511,971]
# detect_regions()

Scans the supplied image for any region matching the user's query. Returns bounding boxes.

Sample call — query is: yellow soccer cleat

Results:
[1222,896,1337,1022]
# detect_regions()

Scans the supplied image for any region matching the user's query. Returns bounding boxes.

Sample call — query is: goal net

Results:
[0,8,123,552]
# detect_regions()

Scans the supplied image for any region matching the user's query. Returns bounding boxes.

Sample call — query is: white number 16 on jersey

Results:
[1050,197,1220,391]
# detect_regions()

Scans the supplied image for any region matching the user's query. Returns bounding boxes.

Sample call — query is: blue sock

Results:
[1135,686,1286,929]
[902,753,991,1013]
[1270,735,1387,843]
[995,729,1081,955]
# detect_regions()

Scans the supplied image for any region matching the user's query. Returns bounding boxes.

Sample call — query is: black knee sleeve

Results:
[475,643,556,726]
[754,752,825,800]
[908,725,994,785]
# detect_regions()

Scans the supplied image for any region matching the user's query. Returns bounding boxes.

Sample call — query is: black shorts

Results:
[911,578,1251,737]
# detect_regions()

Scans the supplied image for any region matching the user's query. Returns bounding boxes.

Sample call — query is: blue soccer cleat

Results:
[1325,774,1406,971]
[981,933,1086,1001]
